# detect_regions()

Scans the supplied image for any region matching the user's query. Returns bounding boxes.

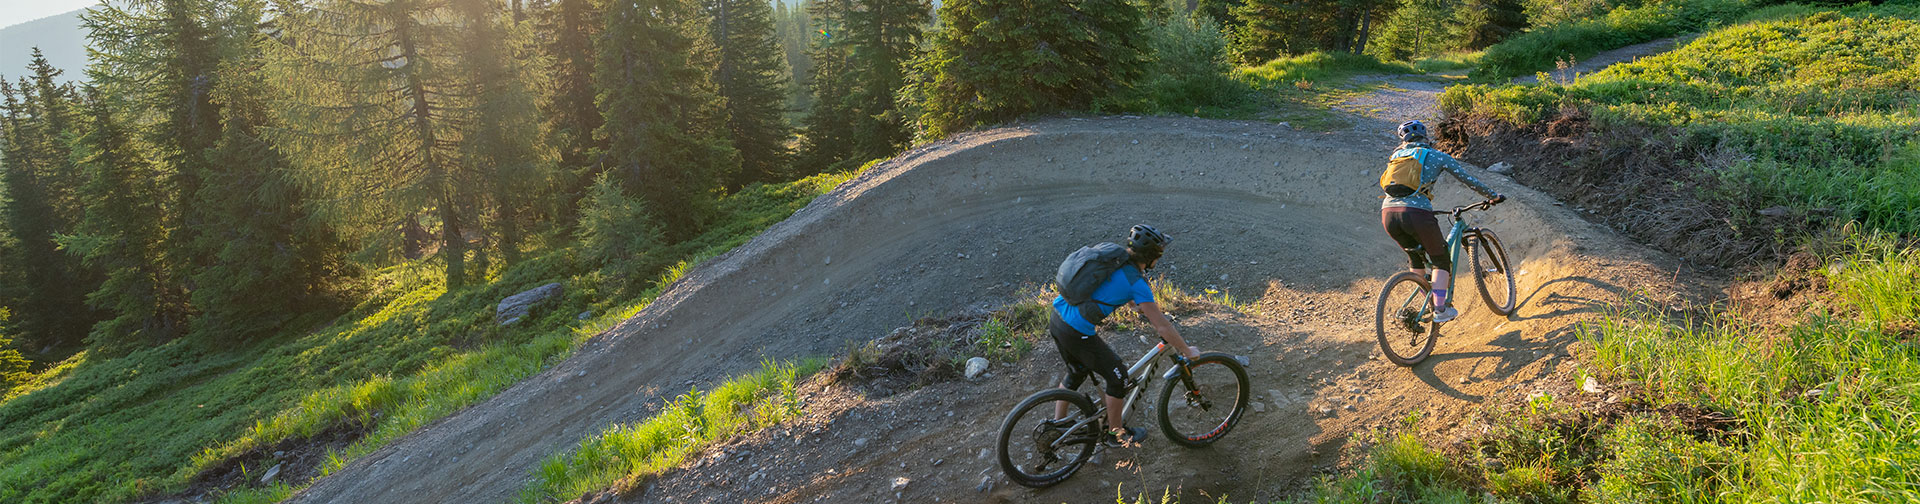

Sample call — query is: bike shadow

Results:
[1408,324,1583,401]
[1510,275,1625,322]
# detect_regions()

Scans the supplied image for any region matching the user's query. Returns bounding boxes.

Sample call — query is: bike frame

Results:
[1051,341,1190,447]
[1393,201,1493,319]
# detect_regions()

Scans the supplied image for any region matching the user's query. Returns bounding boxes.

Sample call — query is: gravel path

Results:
[1335,35,1690,136]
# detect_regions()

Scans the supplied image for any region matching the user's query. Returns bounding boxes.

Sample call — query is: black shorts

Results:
[1048,311,1129,398]
[1381,206,1451,271]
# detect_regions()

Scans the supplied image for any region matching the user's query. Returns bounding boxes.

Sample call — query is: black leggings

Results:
[1048,311,1129,398]
[1382,206,1451,271]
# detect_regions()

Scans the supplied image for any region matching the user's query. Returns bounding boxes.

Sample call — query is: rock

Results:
[977,475,994,493]
[978,448,990,459]
[892,477,911,491]
[1488,162,1514,175]
[1251,402,1266,413]
[1583,377,1604,394]
[259,463,283,485]
[965,357,990,379]
[576,311,592,321]
[853,438,869,448]
[496,282,564,326]
[1757,206,1793,217]
[273,451,285,458]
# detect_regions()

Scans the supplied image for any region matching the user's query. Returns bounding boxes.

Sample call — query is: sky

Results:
[1,1,97,30]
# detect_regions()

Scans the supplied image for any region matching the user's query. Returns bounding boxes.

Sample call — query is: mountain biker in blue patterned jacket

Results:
[1380,120,1503,323]
[1048,224,1199,446]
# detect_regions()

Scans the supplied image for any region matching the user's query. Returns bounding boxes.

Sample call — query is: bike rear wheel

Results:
[1469,229,1517,316]
[1156,352,1251,447]
[1375,271,1440,366]
[997,388,1099,488]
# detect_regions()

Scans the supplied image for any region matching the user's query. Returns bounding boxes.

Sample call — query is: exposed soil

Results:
[1437,110,1810,269]
[141,420,371,504]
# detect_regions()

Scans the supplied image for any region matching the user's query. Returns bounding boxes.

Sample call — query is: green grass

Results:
[974,291,1051,363]
[1444,5,1920,236]
[1579,231,1920,502]
[1286,230,1920,502]
[1474,0,1754,80]
[0,170,860,504]
[516,359,823,503]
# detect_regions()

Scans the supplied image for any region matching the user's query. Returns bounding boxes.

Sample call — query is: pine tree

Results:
[704,0,792,187]
[917,0,1146,138]
[21,53,87,227]
[1449,0,1526,50]
[1366,0,1453,60]
[796,0,858,170]
[531,0,605,215]
[188,0,346,340]
[62,87,185,349]
[0,55,100,351]
[593,0,736,240]
[453,0,555,270]
[798,0,927,170]
[85,0,230,296]
[264,0,492,288]
[773,1,815,114]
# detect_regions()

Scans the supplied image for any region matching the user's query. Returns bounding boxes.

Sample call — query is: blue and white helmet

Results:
[1397,120,1429,142]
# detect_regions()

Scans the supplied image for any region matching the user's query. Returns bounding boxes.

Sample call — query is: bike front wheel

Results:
[997,388,1099,488]
[1469,229,1517,316]
[1375,271,1440,366]
[1156,352,1251,447]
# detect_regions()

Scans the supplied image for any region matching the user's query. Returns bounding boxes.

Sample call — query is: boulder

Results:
[964,357,990,380]
[496,282,564,326]
[1488,162,1514,175]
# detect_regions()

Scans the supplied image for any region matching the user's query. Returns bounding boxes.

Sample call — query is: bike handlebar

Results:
[1448,198,1502,216]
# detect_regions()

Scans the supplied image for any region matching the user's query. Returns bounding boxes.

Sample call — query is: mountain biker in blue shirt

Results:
[1047,225,1200,446]
[1380,120,1503,323]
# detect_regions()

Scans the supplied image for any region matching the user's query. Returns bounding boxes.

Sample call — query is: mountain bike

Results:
[1373,199,1515,366]
[995,340,1250,488]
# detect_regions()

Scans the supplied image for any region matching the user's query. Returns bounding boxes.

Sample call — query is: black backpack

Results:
[1055,242,1133,325]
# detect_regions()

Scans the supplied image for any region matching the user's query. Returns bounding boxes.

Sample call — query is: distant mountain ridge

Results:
[0,9,88,82]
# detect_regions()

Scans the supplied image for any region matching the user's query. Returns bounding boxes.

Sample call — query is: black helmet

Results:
[1128,224,1170,263]
[1398,120,1429,142]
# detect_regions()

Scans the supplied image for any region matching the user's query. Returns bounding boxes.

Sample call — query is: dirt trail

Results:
[285,113,1709,504]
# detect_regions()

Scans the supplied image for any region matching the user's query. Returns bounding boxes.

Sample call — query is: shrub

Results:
[1099,4,1251,115]
[575,173,667,291]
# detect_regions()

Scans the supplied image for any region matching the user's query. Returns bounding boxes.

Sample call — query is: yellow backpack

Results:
[1379,149,1430,198]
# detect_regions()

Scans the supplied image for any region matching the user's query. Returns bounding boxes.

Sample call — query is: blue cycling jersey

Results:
[1051,264,1156,337]
[1381,142,1498,211]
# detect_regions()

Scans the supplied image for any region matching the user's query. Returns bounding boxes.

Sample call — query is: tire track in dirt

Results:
[287,116,1708,504]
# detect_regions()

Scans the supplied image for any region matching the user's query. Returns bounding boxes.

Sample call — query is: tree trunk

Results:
[441,202,466,289]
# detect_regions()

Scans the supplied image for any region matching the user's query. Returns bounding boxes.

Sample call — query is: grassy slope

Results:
[0,170,859,504]
[1444,4,1920,235]
[1282,232,1918,504]
[1473,0,1754,80]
